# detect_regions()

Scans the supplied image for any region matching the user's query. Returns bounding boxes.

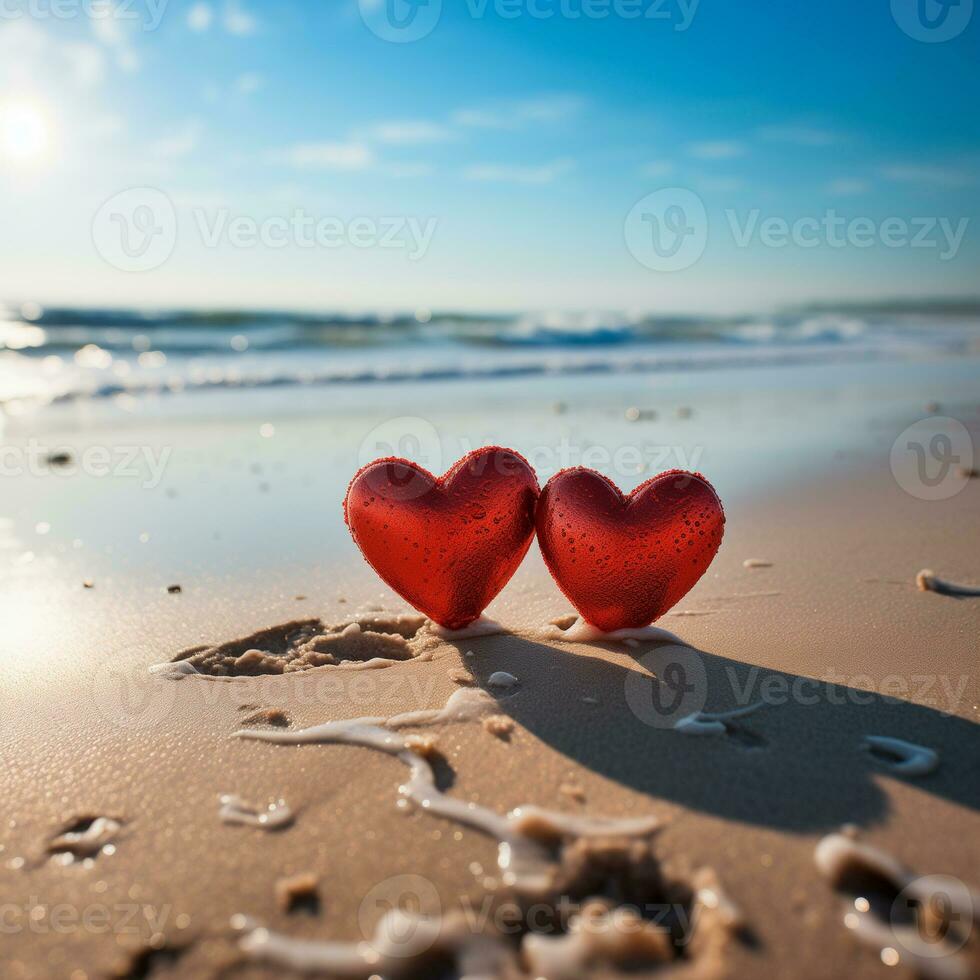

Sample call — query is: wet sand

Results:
[1,365,979,979]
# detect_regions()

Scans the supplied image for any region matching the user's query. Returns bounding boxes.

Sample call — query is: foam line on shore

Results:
[234,688,659,896]
[916,569,980,597]
[541,617,685,646]
[863,736,939,776]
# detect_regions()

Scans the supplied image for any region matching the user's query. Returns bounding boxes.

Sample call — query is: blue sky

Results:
[0,0,977,313]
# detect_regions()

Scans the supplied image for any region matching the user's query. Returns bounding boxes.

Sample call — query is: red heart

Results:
[536,468,725,632]
[344,447,539,630]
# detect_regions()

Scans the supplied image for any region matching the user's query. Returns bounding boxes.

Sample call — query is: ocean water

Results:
[1,303,979,414]
[2,301,978,599]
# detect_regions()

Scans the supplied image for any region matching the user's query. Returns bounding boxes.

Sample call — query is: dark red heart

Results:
[536,468,725,632]
[344,447,539,630]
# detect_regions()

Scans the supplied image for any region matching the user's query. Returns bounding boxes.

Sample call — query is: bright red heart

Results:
[536,468,725,632]
[344,447,539,630]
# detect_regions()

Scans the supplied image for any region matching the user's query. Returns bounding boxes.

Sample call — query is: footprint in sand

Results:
[236,867,742,980]
[158,614,429,677]
[544,616,685,646]
[815,832,979,980]
[674,702,770,748]
[47,816,123,865]
[218,795,294,830]
[863,736,939,777]
[487,670,520,691]
[232,688,746,978]
[110,941,186,980]
[239,705,291,727]
[275,873,320,915]
[916,569,980,597]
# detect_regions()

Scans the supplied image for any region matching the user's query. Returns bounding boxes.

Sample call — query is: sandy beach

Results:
[1,355,978,980]
[3,0,979,974]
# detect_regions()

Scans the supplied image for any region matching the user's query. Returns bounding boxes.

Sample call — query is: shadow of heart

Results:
[445,633,980,833]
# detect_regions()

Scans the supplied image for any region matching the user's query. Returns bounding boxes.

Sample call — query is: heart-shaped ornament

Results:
[536,468,725,632]
[344,447,539,630]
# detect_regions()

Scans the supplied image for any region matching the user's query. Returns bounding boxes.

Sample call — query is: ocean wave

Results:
[5,304,975,353]
[1,303,978,410]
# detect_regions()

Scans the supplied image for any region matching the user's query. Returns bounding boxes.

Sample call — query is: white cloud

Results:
[150,120,204,159]
[826,178,870,195]
[453,94,584,129]
[0,21,112,89]
[116,49,140,72]
[235,72,264,95]
[697,175,745,192]
[62,42,106,87]
[640,159,674,178]
[279,141,375,170]
[880,164,977,188]
[171,189,232,210]
[90,10,123,44]
[360,120,453,145]
[686,140,747,160]
[223,1,258,35]
[757,125,841,146]
[93,113,125,138]
[187,2,255,35]
[463,158,574,184]
[90,3,141,72]
[382,162,435,178]
[187,3,214,31]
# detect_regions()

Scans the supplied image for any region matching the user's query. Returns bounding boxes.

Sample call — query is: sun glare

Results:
[0,101,51,164]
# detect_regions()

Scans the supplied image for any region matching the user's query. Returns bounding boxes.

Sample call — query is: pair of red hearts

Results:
[344,447,725,632]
